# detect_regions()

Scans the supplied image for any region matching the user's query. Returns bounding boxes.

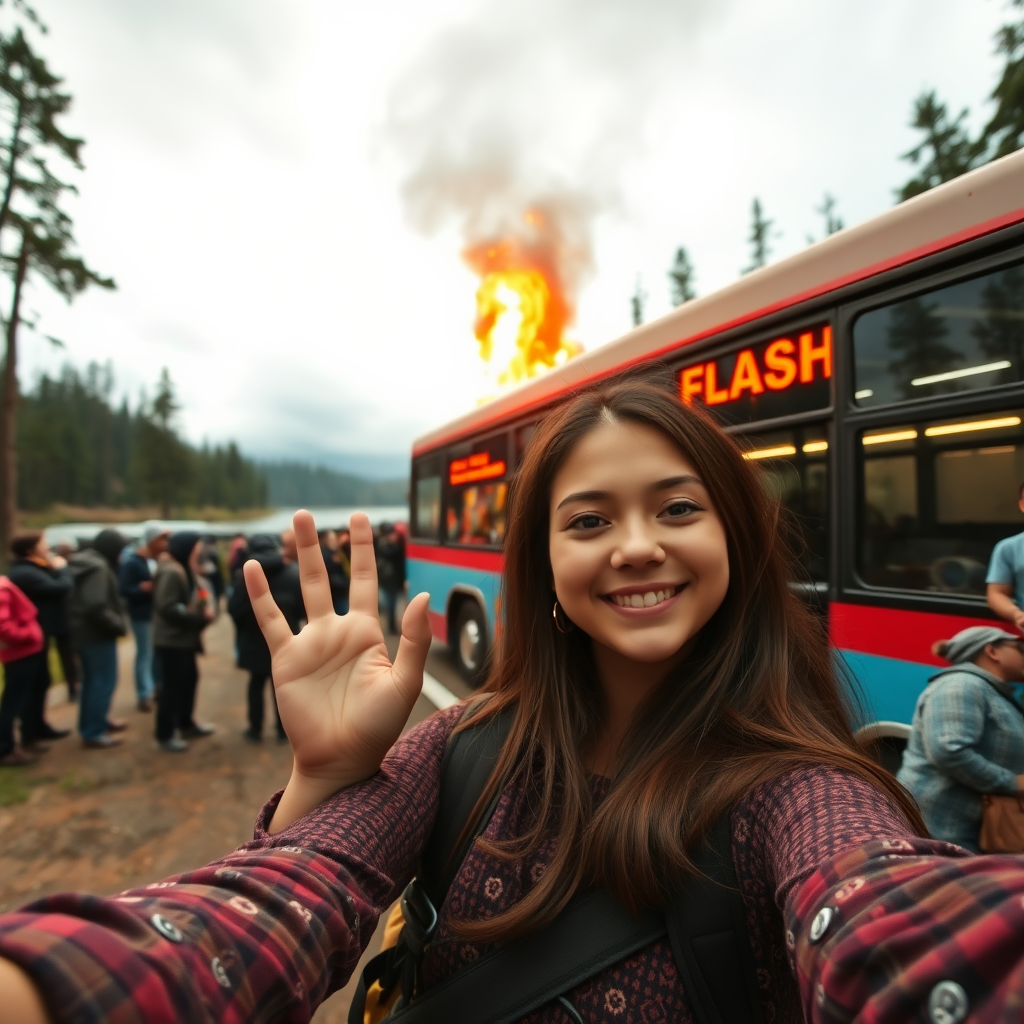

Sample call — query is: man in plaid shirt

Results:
[898,625,1024,850]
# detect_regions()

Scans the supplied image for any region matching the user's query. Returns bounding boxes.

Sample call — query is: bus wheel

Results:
[454,601,488,687]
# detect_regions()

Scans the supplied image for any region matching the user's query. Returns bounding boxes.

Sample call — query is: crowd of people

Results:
[0,519,406,766]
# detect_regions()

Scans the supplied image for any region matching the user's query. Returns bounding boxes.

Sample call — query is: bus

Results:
[407,148,1024,765]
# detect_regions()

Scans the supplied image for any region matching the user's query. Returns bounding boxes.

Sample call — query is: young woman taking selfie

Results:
[2,374,1024,1024]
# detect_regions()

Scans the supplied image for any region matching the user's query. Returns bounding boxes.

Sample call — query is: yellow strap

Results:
[364,902,409,1024]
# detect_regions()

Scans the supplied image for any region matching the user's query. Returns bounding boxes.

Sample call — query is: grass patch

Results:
[18,504,273,530]
[0,770,32,806]
[58,770,95,794]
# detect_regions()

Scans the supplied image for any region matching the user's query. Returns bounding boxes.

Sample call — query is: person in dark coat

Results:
[152,532,215,752]
[67,529,129,749]
[118,524,169,713]
[375,523,406,635]
[318,529,350,615]
[228,533,302,743]
[227,534,248,577]
[7,533,73,750]
[48,537,81,700]
[199,539,225,605]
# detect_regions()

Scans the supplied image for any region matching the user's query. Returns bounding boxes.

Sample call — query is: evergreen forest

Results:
[17,363,267,513]
[16,362,408,515]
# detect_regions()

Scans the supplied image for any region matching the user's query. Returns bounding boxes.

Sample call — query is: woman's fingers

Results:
[243,559,294,653]
[292,509,335,621]
[390,592,432,706]
[348,512,380,617]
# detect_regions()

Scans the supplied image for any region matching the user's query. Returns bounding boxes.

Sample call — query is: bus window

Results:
[852,261,1024,407]
[515,422,538,464]
[858,410,1024,594]
[411,458,441,541]
[738,424,829,583]
[446,439,509,547]
[447,482,508,546]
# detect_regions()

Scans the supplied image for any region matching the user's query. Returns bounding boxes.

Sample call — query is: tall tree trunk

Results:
[0,226,30,550]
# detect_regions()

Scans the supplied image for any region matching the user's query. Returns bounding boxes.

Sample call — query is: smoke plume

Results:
[383,0,722,327]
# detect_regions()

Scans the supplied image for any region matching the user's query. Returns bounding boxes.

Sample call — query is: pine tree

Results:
[817,193,843,237]
[132,369,193,518]
[630,276,647,327]
[981,0,1024,159]
[0,21,113,545]
[885,298,962,399]
[896,91,982,202]
[668,247,696,306]
[973,265,1024,371]
[743,198,774,274]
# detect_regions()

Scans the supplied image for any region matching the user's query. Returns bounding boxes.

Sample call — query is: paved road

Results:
[0,607,473,1023]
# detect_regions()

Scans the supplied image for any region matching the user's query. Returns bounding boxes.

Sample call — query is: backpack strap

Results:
[386,890,664,1024]
[419,703,517,910]
[667,813,766,1024]
[348,704,513,1024]
[385,815,764,1024]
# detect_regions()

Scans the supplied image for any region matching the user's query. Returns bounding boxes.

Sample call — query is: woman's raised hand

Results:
[243,510,431,831]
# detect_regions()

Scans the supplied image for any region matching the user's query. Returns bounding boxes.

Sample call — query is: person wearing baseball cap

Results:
[897,625,1024,850]
[118,523,170,713]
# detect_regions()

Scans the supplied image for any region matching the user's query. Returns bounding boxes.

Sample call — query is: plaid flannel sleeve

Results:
[790,838,1024,1021]
[0,843,378,1024]
[0,705,463,1023]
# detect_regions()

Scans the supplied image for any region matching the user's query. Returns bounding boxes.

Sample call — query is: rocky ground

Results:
[0,609,469,1023]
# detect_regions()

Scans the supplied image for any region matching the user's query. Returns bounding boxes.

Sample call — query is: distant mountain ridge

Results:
[260,460,407,507]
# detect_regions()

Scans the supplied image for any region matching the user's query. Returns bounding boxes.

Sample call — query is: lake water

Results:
[43,506,409,545]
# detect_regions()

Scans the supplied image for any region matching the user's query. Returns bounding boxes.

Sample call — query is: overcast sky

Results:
[10,0,1014,477]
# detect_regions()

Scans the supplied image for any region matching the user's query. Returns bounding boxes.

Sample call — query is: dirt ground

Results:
[0,610,462,1023]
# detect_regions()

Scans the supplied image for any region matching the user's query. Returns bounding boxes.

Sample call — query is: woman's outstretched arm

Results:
[0,957,49,1024]
[748,765,1024,1021]
[0,704,462,1024]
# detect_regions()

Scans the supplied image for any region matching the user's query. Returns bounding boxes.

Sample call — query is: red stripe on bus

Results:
[830,602,1000,667]
[407,542,504,573]
[429,610,447,644]
[413,205,1024,457]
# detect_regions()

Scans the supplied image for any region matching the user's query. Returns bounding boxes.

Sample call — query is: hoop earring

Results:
[553,600,572,633]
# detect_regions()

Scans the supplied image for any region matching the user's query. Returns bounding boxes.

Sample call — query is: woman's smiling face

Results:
[548,415,730,667]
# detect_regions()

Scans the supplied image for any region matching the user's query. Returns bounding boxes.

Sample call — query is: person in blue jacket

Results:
[897,624,1024,850]
[118,524,170,712]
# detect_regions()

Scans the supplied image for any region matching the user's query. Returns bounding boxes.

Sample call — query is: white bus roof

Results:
[414,149,1024,457]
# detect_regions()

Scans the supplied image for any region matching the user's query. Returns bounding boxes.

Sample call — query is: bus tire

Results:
[453,600,488,687]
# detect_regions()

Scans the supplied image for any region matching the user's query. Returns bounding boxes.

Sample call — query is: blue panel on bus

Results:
[838,650,933,728]
[407,557,501,633]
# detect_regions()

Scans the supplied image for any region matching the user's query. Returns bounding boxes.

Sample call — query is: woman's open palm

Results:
[243,510,431,791]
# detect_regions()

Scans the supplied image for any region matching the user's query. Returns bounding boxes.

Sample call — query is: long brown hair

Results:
[452,370,923,943]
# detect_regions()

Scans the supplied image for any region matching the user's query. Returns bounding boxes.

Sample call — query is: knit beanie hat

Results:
[935,625,1021,664]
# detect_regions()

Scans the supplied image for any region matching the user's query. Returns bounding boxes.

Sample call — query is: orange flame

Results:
[464,226,582,390]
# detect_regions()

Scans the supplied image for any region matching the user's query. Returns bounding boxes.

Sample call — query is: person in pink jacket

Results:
[0,575,45,766]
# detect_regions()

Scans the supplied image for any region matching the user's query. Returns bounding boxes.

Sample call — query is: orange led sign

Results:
[678,325,832,425]
[450,451,507,485]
